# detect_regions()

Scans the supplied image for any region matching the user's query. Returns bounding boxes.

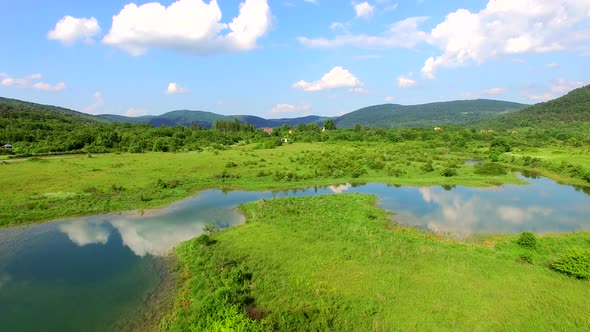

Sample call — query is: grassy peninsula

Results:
[159,194,590,331]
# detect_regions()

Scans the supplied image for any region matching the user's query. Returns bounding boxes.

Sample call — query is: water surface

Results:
[1,175,590,331]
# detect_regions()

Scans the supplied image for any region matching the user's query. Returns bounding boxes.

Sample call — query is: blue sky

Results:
[0,0,589,117]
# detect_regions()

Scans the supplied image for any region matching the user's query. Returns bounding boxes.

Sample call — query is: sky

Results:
[0,0,589,118]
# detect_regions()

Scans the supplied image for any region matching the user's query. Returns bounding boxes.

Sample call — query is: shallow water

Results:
[1,175,590,331]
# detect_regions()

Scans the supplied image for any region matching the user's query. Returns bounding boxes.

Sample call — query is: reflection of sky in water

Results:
[1,175,590,331]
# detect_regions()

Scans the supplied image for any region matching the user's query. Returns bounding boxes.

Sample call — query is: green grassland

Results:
[0,141,529,227]
[159,194,590,331]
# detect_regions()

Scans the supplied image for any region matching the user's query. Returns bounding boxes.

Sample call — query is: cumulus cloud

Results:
[298,16,429,48]
[59,220,111,246]
[125,108,149,117]
[270,102,311,114]
[484,87,505,95]
[397,75,417,88]
[526,79,586,102]
[545,62,560,69]
[329,183,352,193]
[354,2,375,18]
[83,91,105,114]
[421,0,590,78]
[0,73,65,92]
[103,0,271,56]
[32,82,66,92]
[384,96,396,102]
[48,16,101,45]
[166,82,190,94]
[462,87,506,99]
[293,66,365,92]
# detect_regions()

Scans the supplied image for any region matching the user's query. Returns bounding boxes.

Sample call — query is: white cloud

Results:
[125,108,149,117]
[526,92,554,102]
[352,54,382,60]
[270,102,311,114]
[462,87,506,99]
[293,66,365,92]
[0,73,65,92]
[483,87,505,95]
[103,0,271,56]
[48,16,101,45]
[397,75,417,88]
[329,183,352,193]
[83,91,105,114]
[545,63,560,69]
[32,82,66,92]
[551,78,585,94]
[59,220,111,246]
[384,96,396,102]
[526,79,586,102]
[166,82,189,94]
[422,0,590,78]
[298,16,429,48]
[354,2,375,18]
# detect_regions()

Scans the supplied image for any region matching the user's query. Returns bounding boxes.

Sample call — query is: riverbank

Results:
[159,194,590,331]
[0,141,546,227]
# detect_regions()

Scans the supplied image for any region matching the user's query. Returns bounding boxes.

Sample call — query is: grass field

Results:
[159,194,590,331]
[0,142,528,227]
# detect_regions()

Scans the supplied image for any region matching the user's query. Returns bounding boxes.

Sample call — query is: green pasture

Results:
[160,194,590,331]
[0,142,526,227]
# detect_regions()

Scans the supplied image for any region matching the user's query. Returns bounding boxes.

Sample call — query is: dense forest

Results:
[1,85,589,157]
[334,99,527,128]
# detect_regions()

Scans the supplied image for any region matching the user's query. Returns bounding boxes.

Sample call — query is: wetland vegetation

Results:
[2,86,590,331]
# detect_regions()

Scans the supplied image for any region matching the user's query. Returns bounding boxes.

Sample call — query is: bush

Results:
[421,162,434,173]
[474,162,507,176]
[440,167,457,177]
[519,252,534,264]
[516,231,538,249]
[550,247,590,279]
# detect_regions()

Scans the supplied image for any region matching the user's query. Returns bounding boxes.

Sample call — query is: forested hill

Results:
[0,97,109,125]
[98,110,328,128]
[335,99,528,128]
[482,85,590,128]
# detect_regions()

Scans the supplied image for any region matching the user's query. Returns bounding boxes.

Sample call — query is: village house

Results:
[434,126,442,131]
[262,128,273,135]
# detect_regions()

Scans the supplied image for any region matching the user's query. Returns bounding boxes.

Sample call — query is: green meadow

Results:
[1,141,528,227]
[159,194,590,331]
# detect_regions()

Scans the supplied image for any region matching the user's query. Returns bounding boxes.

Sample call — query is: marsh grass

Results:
[161,194,590,331]
[1,142,527,227]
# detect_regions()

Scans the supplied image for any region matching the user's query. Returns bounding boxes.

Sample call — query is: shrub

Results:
[440,167,457,177]
[550,247,590,279]
[474,162,507,176]
[421,162,434,173]
[519,252,534,264]
[516,231,538,249]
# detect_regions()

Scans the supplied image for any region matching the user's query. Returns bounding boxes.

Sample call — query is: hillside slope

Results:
[98,111,327,128]
[0,97,110,125]
[484,85,590,128]
[335,99,527,128]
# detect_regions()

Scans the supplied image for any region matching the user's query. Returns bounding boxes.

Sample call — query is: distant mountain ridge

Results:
[334,99,528,128]
[99,99,528,129]
[2,95,532,130]
[98,110,328,128]
[480,84,590,128]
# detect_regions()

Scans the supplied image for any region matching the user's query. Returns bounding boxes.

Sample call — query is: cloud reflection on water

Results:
[415,187,554,236]
[59,207,244,257]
